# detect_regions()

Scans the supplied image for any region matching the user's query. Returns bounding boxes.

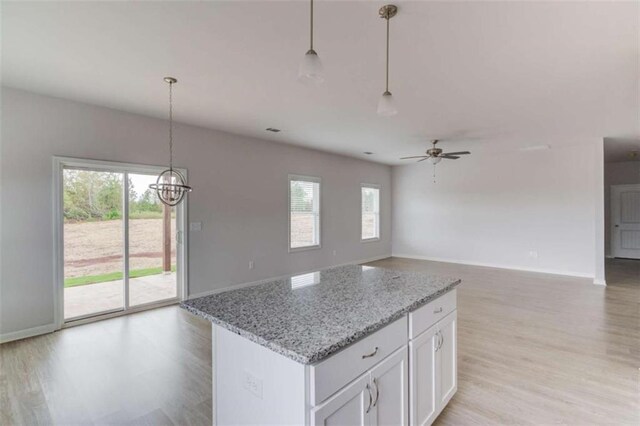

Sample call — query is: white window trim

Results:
[361,183,381,243]
[52,156,189,329]
[288,174,322,253]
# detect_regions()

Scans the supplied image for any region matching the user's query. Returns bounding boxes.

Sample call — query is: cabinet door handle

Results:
[362,347,379,359]
[434,332,439,352]
[434,307,443,314]
[372,378,380,407]
[365,383,373,413]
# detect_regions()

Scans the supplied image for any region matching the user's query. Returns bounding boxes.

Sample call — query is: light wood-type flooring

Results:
[1,257,638,425]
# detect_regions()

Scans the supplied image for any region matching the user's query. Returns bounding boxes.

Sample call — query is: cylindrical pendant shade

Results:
[298,50,325,84]
[377,91,398,116]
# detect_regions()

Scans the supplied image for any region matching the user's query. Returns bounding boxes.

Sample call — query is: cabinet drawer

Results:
[409,289,456,339]
[309,316,408,406]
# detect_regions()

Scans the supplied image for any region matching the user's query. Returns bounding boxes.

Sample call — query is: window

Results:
[361,185,380,241]
[289,175,321,251]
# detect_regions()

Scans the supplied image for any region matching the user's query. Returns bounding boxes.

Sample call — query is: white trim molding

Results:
[0,323,57,344]
[391,253,596,281]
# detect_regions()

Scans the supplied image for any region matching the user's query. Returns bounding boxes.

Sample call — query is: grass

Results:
[64,265,176,288]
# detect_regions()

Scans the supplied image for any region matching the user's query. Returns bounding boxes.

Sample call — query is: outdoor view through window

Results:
[63,168,177,320]
[290,177,320,249]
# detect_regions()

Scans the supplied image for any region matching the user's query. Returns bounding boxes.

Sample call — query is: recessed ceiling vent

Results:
[364,152,374,155]
[266,128,281,133]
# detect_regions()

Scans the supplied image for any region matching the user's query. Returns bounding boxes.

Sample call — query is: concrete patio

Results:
[64,272,177,320]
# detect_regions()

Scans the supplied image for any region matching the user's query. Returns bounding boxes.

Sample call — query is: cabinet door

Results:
[370,346,408,426]
[311,374,371,426]
[437,311,457,409]
[409,325,439,426]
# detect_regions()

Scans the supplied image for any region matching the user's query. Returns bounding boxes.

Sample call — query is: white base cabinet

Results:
[409,310,457,426]
[312,346,408,426]
[213,290,457,426]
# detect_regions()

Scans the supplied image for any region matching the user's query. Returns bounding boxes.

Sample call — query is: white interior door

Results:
[611,184,640,259]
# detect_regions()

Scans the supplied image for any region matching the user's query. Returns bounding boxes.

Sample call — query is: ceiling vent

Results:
[266,128,281,133]
[364,152,374,155]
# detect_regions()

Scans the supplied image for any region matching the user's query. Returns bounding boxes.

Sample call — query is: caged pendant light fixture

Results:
[377,4,398,117]
[149,77,192,207]
[298,0,325,84]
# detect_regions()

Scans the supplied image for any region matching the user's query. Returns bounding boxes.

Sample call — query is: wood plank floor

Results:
[1,257,638,425]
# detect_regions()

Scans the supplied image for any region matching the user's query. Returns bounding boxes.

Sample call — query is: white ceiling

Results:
[3,1,639,165]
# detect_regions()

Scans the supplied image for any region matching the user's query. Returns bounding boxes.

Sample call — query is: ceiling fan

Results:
[400,140,471,164]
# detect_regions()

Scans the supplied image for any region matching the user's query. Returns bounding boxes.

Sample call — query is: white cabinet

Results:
[312,375,370,426]
[212,291,457,426]
[409,310,457,426]
[370,346,409,426]
[437,311,457,408]
[312,346,408,426]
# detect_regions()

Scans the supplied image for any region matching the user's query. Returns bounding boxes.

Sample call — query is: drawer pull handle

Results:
[362,347,379,359]
[434,307,443,314]
[365,383,373,413]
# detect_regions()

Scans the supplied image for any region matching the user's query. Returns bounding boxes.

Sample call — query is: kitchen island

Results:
[182,264,460,425]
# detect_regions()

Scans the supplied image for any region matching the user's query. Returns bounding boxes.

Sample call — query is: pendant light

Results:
[149,77,192,206]
[377,5,398,116]
[298,0,324,84]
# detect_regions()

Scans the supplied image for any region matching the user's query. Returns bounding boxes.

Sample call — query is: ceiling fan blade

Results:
[441,151,471,156]
[417,157,430,162]
[440,155,460,159]
[400,155,429,160]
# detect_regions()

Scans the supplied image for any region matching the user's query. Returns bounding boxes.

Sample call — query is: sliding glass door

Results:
[58,159,186,323]
[127,172,177,306]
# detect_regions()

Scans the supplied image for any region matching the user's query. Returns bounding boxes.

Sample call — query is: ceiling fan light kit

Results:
[400,140,472,180]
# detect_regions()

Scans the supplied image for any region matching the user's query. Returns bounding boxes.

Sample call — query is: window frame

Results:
[288,174,322,252]
[361,183,381,242]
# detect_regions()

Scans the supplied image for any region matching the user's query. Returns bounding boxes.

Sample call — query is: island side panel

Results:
[214,325,307,425]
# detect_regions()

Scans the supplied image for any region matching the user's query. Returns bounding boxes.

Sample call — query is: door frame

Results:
[52,156,189,329]
[611,183,640,259]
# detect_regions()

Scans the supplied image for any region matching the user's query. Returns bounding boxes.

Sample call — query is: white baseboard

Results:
[391,253,596,281]
[0,322,57,344]
[188,254,391,300]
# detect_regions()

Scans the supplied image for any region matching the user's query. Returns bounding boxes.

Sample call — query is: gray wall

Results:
[0,88,392,336]
[604,161,640,256]
[391,143,600,278]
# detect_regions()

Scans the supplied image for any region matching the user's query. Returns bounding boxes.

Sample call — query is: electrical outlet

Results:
[189,222,202,231]
[332,250,337,256]
[528,250,538,259]
[249,260,254,270]
[243,370,263,399]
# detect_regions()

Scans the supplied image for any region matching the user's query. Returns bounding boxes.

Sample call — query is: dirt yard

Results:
[64,218,176,278]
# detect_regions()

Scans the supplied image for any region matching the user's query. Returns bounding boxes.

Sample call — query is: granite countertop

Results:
[181,264,460,364]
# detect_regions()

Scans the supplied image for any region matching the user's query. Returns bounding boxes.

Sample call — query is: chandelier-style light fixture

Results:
[298,0,324,84]
[377,4,398,116]
[149,77,192,206]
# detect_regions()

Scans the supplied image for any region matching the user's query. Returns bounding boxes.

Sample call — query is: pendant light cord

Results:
[310,0,314,51]
[385,15,390,93]
[169,80,173,173]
